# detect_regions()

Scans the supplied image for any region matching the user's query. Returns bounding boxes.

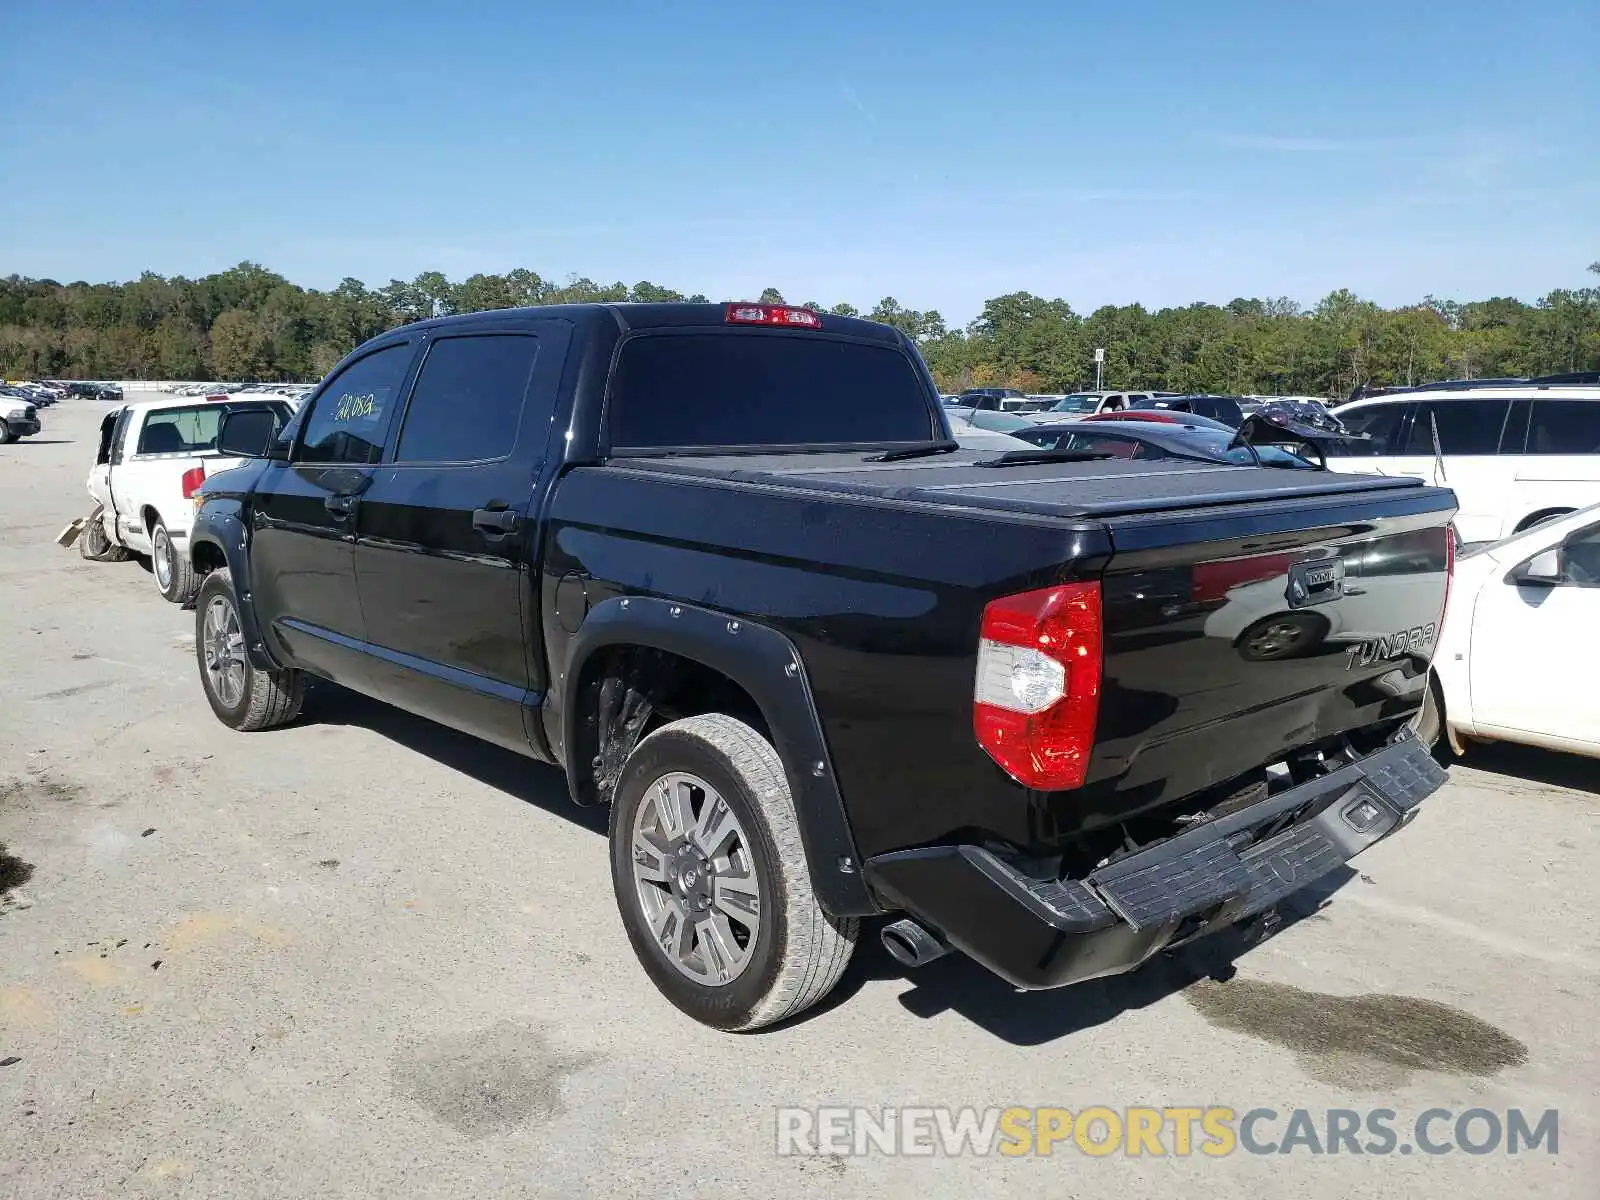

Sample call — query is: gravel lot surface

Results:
[2,395,1596,1197]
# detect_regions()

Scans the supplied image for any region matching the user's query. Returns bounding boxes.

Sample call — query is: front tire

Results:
[152,520,199,605]
[0,420,12,445]
[195,569,304,731]
[610,713,857,1031]
[79,508,131,562]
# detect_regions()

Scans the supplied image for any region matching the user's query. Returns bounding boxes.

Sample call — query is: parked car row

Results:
[62,302,1460,1032]
[161,381,315,403]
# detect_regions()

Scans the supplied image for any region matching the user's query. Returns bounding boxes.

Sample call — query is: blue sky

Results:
[2,0,1595,322]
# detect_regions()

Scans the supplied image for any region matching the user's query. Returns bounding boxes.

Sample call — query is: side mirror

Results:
[1514,548,1563,586]
[218,409,286,459]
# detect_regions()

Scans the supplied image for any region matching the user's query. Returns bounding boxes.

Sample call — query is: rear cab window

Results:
[607,331,936,450]
[136,401,292,456]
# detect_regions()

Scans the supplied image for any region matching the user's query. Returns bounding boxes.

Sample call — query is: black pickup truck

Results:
[188,302,1455,1030]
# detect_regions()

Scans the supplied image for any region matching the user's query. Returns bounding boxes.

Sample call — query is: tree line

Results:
[2,261,1597,398]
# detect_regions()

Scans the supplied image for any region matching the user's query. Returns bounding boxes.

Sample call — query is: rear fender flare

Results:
[558,595,877,917]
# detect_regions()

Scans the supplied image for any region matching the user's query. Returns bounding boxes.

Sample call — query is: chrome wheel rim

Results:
[153,528,173,589]
[630,771,761,985]
[202,596,247,708]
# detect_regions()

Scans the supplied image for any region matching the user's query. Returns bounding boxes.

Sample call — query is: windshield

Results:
[1050,394,1100,413]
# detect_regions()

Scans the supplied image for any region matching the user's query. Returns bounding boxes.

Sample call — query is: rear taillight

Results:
[181,465,207,499]
[725,303,822,328]
[973,582,1103,791]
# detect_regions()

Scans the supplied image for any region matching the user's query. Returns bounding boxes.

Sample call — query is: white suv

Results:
[1331,381,1600,544]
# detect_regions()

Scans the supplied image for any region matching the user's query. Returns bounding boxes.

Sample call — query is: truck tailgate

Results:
[1082,492,1453,825]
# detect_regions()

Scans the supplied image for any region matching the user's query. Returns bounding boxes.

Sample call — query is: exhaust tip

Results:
[880,918,949,970]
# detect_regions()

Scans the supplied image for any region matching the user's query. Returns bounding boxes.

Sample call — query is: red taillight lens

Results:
[973,582,1103,790]
[181,465,207,499]
[725,303,822,328]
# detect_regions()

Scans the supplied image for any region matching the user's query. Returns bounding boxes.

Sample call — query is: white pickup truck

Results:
[80,396,292,603]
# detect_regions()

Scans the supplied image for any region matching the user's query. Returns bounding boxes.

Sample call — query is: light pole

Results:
[1094,347,1105,391]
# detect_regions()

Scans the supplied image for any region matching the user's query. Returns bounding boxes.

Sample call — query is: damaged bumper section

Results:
[863,734,1447,989]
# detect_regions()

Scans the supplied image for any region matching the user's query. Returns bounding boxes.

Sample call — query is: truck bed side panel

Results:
[541,466,1111,859]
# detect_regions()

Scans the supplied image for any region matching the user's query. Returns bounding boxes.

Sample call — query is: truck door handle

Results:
[473,507,519,535]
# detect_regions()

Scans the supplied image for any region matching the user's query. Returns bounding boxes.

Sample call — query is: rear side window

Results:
[395,334,540,463]
[1527,400,1600,455]
[608,333,936,448]
[1331,402,1406,456]
[1402,399,1510,456]
[298,343,412,465]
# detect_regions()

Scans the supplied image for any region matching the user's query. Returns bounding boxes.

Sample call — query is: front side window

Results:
[1527,400,1600,455]
[608,332,935,448]
[109,407,132,464]
[1330,402,1406,456]
[96,413,116,465]
[394,334,541,464]
[1499,399,1531,454]
[297,343,412,465]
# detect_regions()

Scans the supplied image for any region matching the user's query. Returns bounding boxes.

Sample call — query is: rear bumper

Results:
[863,734,1446,989]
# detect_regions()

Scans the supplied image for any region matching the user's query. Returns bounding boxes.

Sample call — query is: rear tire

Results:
[79,508,131,562]
[152,520,199,605]
[609,713,857,1031]
[194,569,304,731]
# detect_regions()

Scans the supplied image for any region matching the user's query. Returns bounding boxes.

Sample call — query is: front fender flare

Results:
[189,504,281,672]
[558,595,877,917]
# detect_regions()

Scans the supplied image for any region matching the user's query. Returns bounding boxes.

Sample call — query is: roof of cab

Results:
[402,302,908,345]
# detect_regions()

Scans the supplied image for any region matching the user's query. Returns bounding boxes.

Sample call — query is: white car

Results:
[1421,504,1600,759]
[80,396,293,603]
[1331,382,1600,545]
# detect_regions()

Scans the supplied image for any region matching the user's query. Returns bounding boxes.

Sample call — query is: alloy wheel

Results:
[201,596,247,709]
[629,771,762,985]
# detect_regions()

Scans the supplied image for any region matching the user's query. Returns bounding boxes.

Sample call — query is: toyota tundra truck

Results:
[184,302,1456,1030]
